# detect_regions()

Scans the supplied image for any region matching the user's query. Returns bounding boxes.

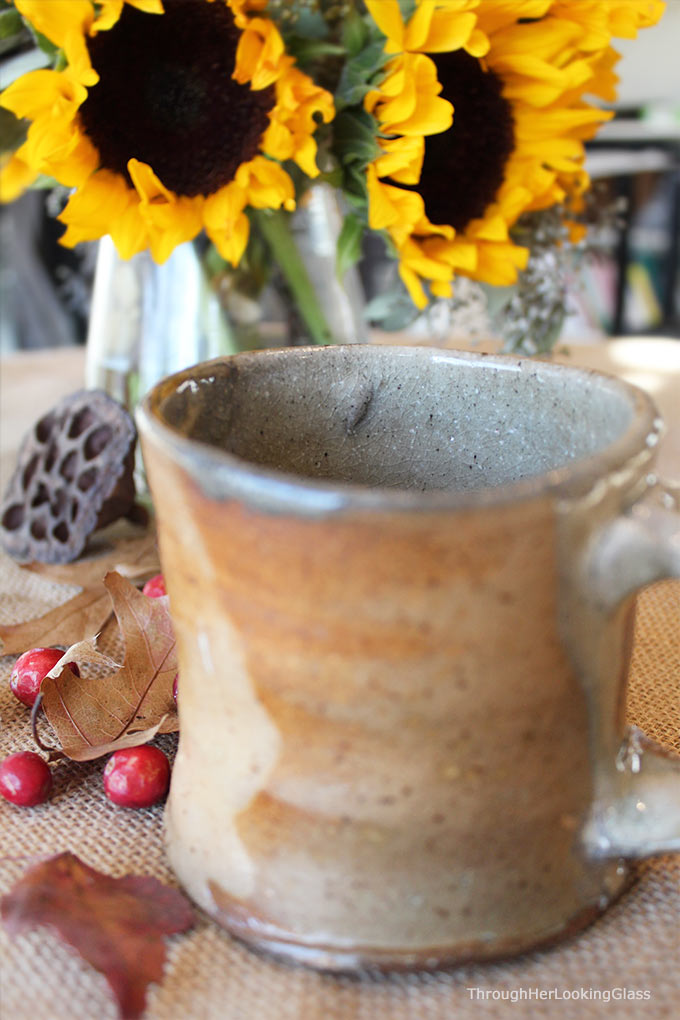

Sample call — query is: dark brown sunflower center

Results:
[414,51,515,232]
[79,0,275,197]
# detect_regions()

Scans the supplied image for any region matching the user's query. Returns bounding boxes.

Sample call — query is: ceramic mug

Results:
[137,345,680,971]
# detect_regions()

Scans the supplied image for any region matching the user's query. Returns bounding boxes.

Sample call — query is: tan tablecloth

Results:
[0,343,679,1020]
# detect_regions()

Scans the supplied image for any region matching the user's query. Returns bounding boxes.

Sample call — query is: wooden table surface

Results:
[2,338,678,491]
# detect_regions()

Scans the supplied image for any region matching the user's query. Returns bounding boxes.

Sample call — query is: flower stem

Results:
[252,207,335,346]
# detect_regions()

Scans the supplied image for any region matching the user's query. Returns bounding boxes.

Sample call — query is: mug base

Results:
[205,869,633,974]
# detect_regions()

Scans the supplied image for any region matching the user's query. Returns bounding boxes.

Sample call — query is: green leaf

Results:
[26,25,60,59]
[286,38,345,62]
[336,213,364,281]
[334,38,389,108]
[0,106,26,154]
[0,7,22,40]
[289,7,329,39]
[253,208,336,346]
[341,7,368,57]
[398,0,418,21]
[334,76,371,109]
[317,166,342,190]
[364,287,420,331]
[333,110,381,166]
[342,164,370,206]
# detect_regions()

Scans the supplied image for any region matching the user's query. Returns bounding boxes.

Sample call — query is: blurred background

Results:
[1,6,679,354]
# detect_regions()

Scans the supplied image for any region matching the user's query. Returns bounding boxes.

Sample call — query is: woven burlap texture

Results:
[0,551,678,1020]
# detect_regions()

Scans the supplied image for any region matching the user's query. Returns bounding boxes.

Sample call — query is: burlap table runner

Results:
[0,547,678,1020]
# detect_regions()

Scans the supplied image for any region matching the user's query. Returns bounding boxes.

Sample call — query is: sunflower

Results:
[0,0,334,265]
[364,0,665,308]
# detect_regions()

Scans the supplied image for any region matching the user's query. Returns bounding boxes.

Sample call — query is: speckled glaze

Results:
[137,346,680,971]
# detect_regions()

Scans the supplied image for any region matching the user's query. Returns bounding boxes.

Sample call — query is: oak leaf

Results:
[1,852,194,1019]
[0,531,160,655]
[0,585,113,656]
[40,572,178,761]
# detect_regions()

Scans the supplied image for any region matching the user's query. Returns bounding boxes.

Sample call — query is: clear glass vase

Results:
[85,184,368,410]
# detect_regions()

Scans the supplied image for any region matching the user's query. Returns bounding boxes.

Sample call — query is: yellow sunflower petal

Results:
[399,240,461,281]
[0,70,86,122]
[290,135,321,180]
[374,135,424,185]
[127,158,204,261]
[471,239,529,286]
[395,231,480,308]
[128,157,173,204]
[363,0,661,303]
[468,213,509,243]
[264,66,333,176]
[411,7,478,54]
[465,27,490,58]
[126,0,164,13]
[398,262,429,309]
[234,156,295,211]
[550,0,665,48]
[233,16,288,90]
[14,0,93,50]
[370,54,452,137]
[425,236,478,273]
[0,149,38,202]
[476,0,551,37]
[3,0,330,267]
[24,115,80,170]
[42,128,99,188]
[15,0,98,86]
[58,169,147,257]
[94,0,164,33]
[364,0,406,53]
[367,167,425,231]
[430,279,453,299]
[145,201,204,263]
[204,184,251,265]
[109,203,151,260]
[401,1,437,51]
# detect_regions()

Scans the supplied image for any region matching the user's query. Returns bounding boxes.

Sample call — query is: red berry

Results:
[172,674,178,704]
[0,751,52,806]
[103,746,170,808]
[10,647,80,707]
[142,573,166,598]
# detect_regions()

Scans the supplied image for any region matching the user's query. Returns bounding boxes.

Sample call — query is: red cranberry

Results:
[0,751,52,806]
[142,573,166,598]
[172,674,178,705]
[10,647,80,707]
[103,746,170,808]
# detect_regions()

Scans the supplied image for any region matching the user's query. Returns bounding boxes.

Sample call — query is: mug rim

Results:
[136,345,662,516]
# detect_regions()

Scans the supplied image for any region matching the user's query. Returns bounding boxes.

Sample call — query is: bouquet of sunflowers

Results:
[0,0,666,352]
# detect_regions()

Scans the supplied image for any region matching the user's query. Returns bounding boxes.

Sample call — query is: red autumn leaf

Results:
[40,571,178,761]
[1,852,194,1019]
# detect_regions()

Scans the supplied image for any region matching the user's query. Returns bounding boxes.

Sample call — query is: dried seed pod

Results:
[1,390,137,564]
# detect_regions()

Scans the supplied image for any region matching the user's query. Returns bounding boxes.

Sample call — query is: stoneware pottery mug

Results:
[137,345,680,971]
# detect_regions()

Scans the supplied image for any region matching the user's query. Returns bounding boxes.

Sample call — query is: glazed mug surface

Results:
[137,345,680,971]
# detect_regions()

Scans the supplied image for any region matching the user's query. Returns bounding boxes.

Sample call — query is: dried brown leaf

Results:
[0,586,113,656]
[46,637,120,677]
[41,572,178,761]
[1,852,194,1019]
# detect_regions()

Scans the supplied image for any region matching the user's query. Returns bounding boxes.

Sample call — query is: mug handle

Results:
[578,477,680,858]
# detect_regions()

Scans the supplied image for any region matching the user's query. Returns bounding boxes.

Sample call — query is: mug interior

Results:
[152,346,643,494]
